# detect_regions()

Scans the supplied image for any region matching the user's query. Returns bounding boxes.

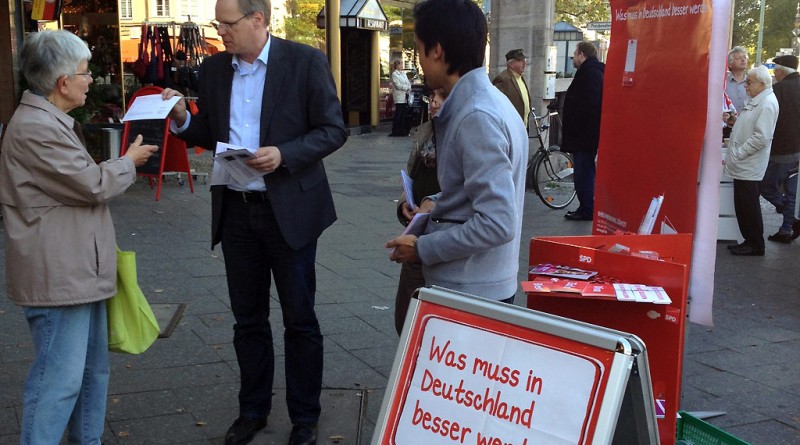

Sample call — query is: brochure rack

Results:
[526,234,692,445]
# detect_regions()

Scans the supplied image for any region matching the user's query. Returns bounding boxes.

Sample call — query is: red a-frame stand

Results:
[120,86,194,201]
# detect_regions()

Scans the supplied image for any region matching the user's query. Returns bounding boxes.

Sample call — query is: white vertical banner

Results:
[690,0,732,326]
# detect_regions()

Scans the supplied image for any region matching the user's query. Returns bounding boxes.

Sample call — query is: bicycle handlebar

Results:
[528,107,557,134]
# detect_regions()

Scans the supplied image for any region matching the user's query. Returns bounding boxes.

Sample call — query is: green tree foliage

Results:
[732,0,798,63]
[552,0,798,63]
[556,0,611,26]
[283,0,327,51]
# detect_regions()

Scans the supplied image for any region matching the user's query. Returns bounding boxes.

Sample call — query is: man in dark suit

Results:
[162,0,346,443]
[561,41,604,221]
[492,48,531,127]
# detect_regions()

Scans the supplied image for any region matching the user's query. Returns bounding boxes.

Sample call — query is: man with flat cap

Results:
[760,54,800,242]
[493,48,531,127]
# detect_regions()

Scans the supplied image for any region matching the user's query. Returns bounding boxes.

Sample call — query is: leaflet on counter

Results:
[522,275,671,304]
[529,263,598,280]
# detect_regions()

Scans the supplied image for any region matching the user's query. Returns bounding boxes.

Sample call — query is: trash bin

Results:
[101,126,122,160]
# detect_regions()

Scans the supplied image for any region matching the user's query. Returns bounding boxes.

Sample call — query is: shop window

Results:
[155,0,171,17]
[120,0,133,19]
[180,0,200,19]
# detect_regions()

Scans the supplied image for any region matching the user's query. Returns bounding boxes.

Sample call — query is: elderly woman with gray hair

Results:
[0,30,156,444]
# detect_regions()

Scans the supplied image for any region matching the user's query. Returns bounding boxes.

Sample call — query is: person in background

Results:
[0,30,156,445]
[492,49,531,128]
[386,0,528,305]
[161,0,347,443]
[389,59,412,137]
[759,54,800,243]
[726,47,750,116]
[393,87,447,335]
[561,41,604,221]
[724,65,779,256]
[723,47,750,137]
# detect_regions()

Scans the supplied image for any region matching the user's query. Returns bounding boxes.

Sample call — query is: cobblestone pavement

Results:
[0,129,797,444]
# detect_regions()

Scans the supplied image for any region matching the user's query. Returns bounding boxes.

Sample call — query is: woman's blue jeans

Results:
[21,301,109,445]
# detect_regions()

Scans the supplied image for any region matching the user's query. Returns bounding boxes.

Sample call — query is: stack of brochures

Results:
[524,263,671,304]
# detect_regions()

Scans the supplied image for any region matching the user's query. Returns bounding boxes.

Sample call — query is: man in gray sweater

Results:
[386,0,528,304]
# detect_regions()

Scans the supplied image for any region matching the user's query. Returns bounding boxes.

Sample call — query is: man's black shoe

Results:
[564,211,592,221]
[767,232,793,244]
[729,245,765,256]
[726,242,746,251]
[224,417,267,445]
[793,219,800,240]
[288,423,317,445]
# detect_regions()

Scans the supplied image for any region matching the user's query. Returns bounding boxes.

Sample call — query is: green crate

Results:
[676,411,751,445]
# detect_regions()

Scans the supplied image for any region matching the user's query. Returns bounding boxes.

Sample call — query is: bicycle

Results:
[526,107,576,209]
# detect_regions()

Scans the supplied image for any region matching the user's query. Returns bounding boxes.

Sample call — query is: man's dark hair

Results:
[413,0,487,76]
[576,41,598,59]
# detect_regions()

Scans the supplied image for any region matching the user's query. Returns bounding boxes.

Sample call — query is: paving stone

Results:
[107,413,208,444]
[0,406,18,435]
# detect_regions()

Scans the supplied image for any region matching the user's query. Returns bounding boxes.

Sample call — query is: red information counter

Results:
[526,234,692,445]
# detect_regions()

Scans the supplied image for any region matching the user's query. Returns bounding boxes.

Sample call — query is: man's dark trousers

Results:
[733,179,765,248]
[760,160,798,233]
[392,103,409,136]
[572,151,596,216]
[221,196,323,423]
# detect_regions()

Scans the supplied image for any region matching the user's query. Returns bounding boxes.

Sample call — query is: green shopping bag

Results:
[107,248,160,354]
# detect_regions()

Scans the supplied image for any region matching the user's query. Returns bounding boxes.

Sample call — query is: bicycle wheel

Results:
[525,152,542,193]
[532,148,576,209]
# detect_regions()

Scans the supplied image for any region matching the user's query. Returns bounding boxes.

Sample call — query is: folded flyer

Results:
[529,263,598,280]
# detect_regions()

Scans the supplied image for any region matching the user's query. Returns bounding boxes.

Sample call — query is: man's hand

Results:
[418,197,435,213]
[247,146,283,173]
[386,235,419,263]
[124,135,158,166]
[400,201,416,222]
[161,88,188,127]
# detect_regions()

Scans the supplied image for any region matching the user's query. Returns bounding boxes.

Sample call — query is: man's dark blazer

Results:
[178,36,347,251]
[771,71,800,157]
[492,68,530,122]
[561,57,605,154]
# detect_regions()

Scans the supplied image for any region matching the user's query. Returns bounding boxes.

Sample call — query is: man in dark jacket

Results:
[561,41,604,221]
[760,54,800,242]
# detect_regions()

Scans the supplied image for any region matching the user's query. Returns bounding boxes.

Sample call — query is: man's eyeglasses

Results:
[745,78,761,85]
[211,12,254,31]
[73,70,92,77]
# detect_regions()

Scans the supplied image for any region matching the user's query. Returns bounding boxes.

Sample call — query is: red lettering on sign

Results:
[411,399,473,443]
[429,336,467,370]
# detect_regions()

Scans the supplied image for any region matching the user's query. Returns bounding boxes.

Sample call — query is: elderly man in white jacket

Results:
[724,65,779,256]
[390,59,412,136]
